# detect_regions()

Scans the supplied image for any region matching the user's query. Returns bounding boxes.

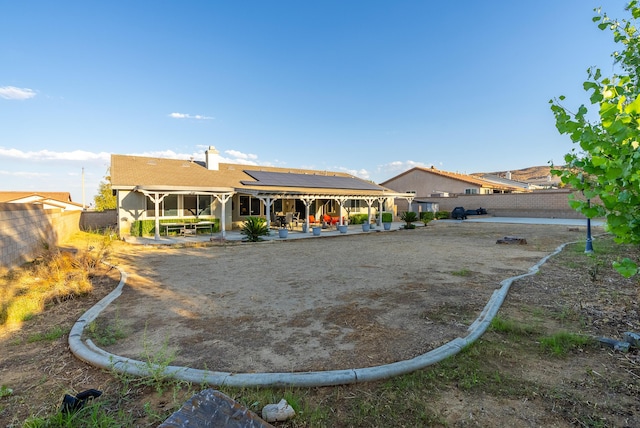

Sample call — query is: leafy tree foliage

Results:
[93,172,117,211]
[550,1,640,277]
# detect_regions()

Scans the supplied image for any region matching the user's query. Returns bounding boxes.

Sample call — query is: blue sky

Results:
[0,1,630,205]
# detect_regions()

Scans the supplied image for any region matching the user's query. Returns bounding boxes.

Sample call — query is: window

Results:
[198,195,212,216]
[239,195,261,216]
[163,195,178,216]
[349,199,361,209]
[145,194,178,217]
[183,195,197,216]
[465,188,478,195]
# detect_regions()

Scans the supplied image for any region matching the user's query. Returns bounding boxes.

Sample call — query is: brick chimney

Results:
[205,146,220,170]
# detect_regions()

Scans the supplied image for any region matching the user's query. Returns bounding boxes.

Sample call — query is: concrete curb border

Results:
[69,241,574,388]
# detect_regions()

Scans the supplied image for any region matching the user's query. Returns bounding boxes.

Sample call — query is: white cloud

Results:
[0,86,36,100]
[0,170,50,178]
[225,150,258,161]
[168,112,213,120]
[336,166,371,181]
[0,148,110,162]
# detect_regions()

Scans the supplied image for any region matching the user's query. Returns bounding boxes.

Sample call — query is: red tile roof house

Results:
[110,147,414,240]
[379,166,528,213]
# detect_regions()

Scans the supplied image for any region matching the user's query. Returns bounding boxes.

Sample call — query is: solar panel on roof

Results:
[241,170,383,191]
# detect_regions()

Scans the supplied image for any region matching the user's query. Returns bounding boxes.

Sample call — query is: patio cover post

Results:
[214,194,232,239]
[256,196,274,230]
[377,197,385,226]
[335,197,348,226]
[363,198,375,225]
[300,197,315,232]
[144,192,168,241]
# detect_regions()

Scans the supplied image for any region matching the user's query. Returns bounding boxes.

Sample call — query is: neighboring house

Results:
[474,174,540,191]
[0,191,84,211]
[475,170,560,190]
[110,146,414,239]
[380,166,527,213]
[380,166,526,197]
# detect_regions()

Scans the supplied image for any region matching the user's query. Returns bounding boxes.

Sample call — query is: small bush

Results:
[349,214,369,224]
[240,217,269,242]
[130,218,219,237]
[420,211,435,225]
[381,212,393,223]
[400,211,418,228]
[436,211,450,219]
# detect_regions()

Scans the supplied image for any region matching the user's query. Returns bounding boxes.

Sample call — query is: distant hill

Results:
[472,166,562,186]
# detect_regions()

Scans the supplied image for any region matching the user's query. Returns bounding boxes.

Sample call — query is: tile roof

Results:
[380,166,522,192]
[0,191,73,203]
[111,154,398,196]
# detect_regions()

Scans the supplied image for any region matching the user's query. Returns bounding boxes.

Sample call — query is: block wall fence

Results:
[396,189,591,219]
[0,203,82,268]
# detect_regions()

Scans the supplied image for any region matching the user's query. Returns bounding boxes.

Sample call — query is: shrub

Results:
[420,211,435,225]
[400,211,418,227]
[130,218,219,237]
[349,214,369,225]
[240,217,269,242]
[436,211,450,220]
[381,212,393,223]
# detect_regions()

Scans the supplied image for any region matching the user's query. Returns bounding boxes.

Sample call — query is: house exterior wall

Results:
[0,203,81,268]
[383,170,484,196]
[116,190,232,236]
[395,189,587,219]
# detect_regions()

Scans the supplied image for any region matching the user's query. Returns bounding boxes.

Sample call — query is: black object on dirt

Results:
[451,207,467,220]
[60,389,103,413]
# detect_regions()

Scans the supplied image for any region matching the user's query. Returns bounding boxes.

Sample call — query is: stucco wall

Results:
[396,190,586,219]
[383,169,488,195]
[0,203,81,268]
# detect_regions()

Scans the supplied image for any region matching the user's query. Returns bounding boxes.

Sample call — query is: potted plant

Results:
[278,225,289,238]
[362,222,370,232]
[382,212,393,230]
[338,224,348,233]
[312,226,322,236]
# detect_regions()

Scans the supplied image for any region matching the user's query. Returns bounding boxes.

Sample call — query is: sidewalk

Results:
[122,216,605,246]
[123,221,408,245]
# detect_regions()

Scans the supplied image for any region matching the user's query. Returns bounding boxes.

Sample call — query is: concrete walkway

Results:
[123,221,408,245]
[122,216,604,246]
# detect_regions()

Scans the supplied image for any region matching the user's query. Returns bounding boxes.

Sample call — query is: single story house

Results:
[0,191,84,211]
[110,147,415,240]
[381,166,527,197]
[380,166,528,214]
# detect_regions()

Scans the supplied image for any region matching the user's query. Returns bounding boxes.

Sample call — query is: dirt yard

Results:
[2,220,639,427]
[104,222,584,374]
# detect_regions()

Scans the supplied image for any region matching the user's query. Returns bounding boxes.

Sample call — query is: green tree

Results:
[94,171,117,211]
[550,1,640,277]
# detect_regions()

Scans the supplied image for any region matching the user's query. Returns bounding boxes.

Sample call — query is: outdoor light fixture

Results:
[581,174,594,254]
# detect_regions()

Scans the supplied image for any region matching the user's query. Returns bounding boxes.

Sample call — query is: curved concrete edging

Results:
[69,241,575,388]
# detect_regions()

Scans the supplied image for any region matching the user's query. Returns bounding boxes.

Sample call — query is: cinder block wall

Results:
[80,209,117,231]
[0,203,81,268]
[396,190,589,219]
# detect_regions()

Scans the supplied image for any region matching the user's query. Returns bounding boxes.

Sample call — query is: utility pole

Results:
[82,167,86,210]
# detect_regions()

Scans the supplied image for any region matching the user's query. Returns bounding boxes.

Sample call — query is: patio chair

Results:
[285,212,294,230]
